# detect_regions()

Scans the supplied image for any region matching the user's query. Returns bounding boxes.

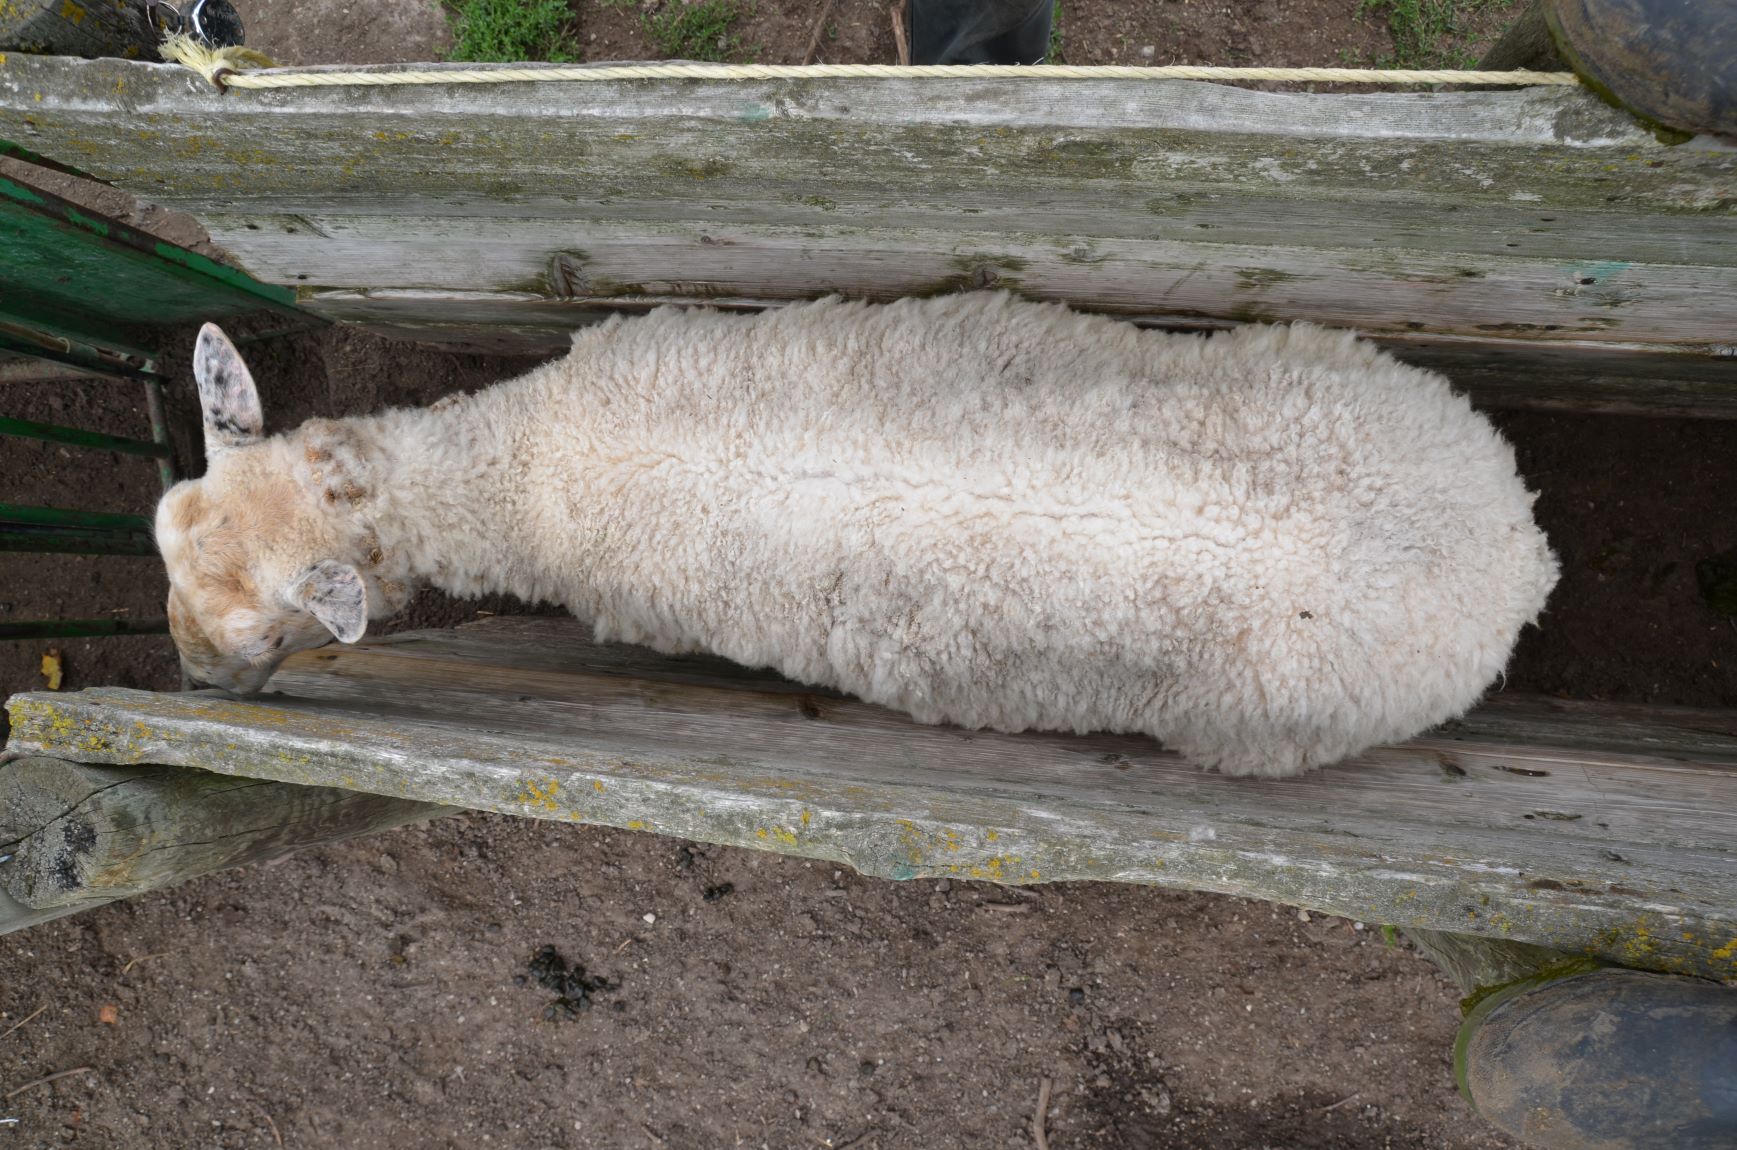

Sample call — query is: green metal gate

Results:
[0,167,306,641]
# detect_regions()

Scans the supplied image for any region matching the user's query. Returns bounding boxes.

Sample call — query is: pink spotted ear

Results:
[193,323,264,456]
[288,560,368,644]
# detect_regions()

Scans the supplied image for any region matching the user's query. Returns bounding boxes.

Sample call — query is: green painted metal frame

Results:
[0,137,91,179]
[0,501,157,556]
[0,160,310,642]
[0,415,173,459]
[0,617,170,641]
[0,173,300,322]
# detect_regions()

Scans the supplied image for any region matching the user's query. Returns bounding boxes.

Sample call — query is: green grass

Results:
[641,0,752,62]
[1357,0,1511,68]
[446,0,581,62]
[1047,0,1063,63]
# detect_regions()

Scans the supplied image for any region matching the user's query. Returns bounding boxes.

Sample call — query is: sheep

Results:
[155,292,1557,777]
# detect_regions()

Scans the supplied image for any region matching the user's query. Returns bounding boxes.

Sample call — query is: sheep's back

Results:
[552,294,1556,774]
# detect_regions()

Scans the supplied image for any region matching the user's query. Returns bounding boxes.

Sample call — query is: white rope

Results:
[159,39,1578,91]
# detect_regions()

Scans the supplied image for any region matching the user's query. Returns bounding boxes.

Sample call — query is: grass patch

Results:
[1358,0,1511,68]
[1047,0,1063,63]
[446,0,581,62]
[642,0,752,62]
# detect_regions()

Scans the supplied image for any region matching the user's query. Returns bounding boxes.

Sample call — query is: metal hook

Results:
[144,0,182,35]
[142,0,245,47]
[187,0,246,48]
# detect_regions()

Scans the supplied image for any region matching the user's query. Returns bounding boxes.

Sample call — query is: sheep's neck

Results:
[353,388,543,607]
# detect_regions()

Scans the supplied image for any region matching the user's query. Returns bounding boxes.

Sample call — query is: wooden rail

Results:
[2,53,1733,413]
[6,617,1735,978]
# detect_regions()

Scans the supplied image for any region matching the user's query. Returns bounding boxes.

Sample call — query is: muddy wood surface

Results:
[2,2,1736,1148]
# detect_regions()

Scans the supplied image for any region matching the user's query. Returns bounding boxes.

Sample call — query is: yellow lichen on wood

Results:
[517,777,561,812]
[962,855,1020,881]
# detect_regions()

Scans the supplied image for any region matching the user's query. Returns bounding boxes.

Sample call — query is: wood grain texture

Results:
[0,755,451,920]
[0,0,152,58]
[0,51,1732,410]
[200,214,1737,345]
[6,617,1737,979]
[300,290,1737,419]
[1404,927,1576,993]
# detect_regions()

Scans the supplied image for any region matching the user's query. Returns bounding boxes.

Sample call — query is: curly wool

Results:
[163,293,1557,776]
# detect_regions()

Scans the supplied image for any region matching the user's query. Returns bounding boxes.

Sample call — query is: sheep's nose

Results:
[180,662,218,691]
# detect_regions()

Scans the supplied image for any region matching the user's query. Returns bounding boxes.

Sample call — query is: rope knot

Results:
[159,33,276,92]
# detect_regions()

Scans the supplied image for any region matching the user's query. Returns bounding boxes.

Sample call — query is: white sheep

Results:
[156,292,1557,777]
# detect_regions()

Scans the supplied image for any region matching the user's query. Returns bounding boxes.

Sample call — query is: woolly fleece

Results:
[157,293,1557,777]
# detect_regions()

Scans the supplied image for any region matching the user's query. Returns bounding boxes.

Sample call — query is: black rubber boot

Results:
[1458,968,1737,1149]
[909,0,1052,65]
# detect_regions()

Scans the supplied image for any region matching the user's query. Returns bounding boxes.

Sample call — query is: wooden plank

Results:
[1,53,1732,406]
[300,290,1737,419]
[6,617,1737,980]
[0,755,451,926]
[1377,335,1737,418]
[201,193,1737,271]
[200,214,1737,345]
[0,354,119,384]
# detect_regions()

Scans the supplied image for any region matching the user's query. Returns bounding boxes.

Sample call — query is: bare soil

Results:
[1,816,1520,1150]
[3,2,1733,1148]
[235,0,1512,72]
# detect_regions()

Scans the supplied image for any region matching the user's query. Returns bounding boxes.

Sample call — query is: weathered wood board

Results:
[0,756,451,932]
[1,53,1733,411]
[6,617,1737,979]
[301,290,1737,418]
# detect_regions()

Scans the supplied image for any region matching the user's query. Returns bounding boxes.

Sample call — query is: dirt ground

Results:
[3,2,1734,1148]
[236,0,1508,72]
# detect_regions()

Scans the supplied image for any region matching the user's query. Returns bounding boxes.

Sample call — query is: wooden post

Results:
[0,756,453,927]
[1403,928,1581,996]
[1477,2,1562,71]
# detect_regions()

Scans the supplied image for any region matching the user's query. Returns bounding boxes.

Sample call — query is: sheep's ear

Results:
[288,560,368,644]
[193,323,264,455]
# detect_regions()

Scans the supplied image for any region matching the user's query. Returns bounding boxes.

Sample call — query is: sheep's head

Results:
[156,324,388,693]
